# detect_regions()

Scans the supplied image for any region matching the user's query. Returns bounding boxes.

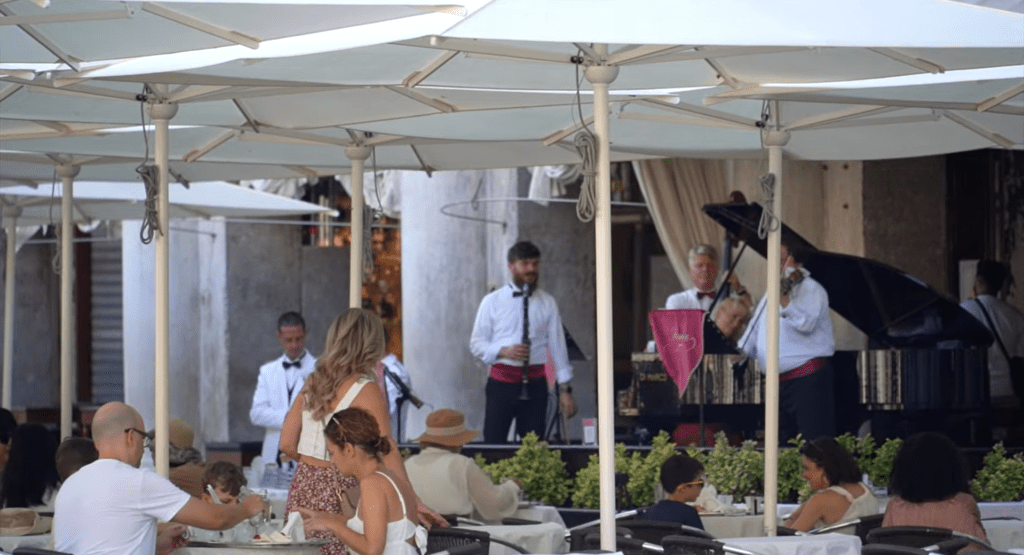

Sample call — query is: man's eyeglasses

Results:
[126,428,155,449]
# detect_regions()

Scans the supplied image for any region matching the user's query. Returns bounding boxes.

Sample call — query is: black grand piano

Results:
[626,202,995,445]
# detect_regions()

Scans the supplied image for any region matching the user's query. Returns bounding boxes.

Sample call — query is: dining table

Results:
[725,533,861,555]
[460,520,568,555]
[178,542,325,555]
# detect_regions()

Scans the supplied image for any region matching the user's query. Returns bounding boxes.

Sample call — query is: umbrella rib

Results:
[0,8,128,26]
[257,127,350,147]
[940,110,1016,148]
[786,106,896,131]
[384,85,457,113]
[26,81,138,101]
[701,55,741,88]
[140,3,261,50]
[408,145,434,176]
[184,130,239,162]
[543,116,594,146]
[797,113,940,131]
[607,45,692,66]
[617,110,750,131]
[636,98,757,127]
[169,85,233,103]
[977,83,1024,112]
[0,84,23,103]
[719,91,1024,116]
[867,48,945,74]
[0,5,80,72]
[398,37,569,65]
[283,165,319,180]
[402,50,459,88]
[232,99,260,132]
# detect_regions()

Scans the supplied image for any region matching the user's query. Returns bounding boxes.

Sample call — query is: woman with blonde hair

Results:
[281,309,438,555]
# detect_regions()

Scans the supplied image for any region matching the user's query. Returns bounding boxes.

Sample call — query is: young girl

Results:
[298,407,425,555]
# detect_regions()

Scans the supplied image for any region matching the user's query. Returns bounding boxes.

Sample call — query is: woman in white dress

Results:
[299,407,426,555]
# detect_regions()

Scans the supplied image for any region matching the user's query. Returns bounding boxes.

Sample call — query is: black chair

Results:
[867,526,994,553]
[662,535,762,555]
[568,524,632,552]
[425,527,490,555]
[862,538,971,555]
[584,533,665,555]
[775,526,804,536]
[853,514,886,543]
[12,548,74,555]
[501,517,542,525]
[617,519,716,542]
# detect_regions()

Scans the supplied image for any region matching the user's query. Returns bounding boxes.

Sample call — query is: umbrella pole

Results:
[57,163,79,440]
[346,146,371,309]
[2,214,16,409]
[150,98,178,477]
[585,46,620,552]
[762,102,789,535]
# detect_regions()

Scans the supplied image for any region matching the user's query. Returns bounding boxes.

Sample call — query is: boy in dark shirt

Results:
[642,454,705,530]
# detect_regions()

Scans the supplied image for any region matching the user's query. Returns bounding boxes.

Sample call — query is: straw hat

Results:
[0,508,51,536]
[168,418,194,450]
[414,409,478,447]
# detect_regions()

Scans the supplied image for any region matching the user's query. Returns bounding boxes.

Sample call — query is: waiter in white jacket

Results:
[250,311,316,466]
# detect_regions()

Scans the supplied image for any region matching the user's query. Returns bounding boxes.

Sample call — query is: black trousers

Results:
[779,358,836,443]
[483,377,548,443]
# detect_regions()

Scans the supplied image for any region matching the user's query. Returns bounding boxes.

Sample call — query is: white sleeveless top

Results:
[348,471,427,555]
[814,483,879,531]
[296,377,370,460]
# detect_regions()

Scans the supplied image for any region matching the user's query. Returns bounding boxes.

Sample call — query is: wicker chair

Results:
[12,548,74,555]
[583,533,665,555]
[662,535,762,555]
[862,538,972,555]
[617,519,716,542]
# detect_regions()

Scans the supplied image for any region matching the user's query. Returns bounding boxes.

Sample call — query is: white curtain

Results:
[633,158,728,285]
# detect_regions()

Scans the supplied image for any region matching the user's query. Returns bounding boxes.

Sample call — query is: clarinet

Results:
[518,283,532,401]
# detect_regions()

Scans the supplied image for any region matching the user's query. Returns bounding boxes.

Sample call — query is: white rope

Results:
[757,171,778,240]
[574,131,597,222]
[137,164,161,244]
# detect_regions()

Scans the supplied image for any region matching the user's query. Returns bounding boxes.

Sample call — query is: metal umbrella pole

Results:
[149,94,178,477]
[584,44,620,552]
[2,210,17,409]
[347,145,370,309]
[762,102,789,535]
[57,162,79,441]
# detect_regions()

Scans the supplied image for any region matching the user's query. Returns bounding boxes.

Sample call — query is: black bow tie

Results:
[283,360,301,369]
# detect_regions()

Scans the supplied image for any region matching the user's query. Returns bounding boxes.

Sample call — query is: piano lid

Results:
[704,202,993,349]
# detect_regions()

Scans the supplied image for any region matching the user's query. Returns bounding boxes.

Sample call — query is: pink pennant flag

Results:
[649,309,705,397]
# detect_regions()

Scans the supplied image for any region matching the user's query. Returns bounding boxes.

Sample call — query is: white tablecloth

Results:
[0,533,51,553]
[702,514,767,539]
[983,519,1024,551]
[726,533,860,555]
[513,504,565,527]
[981,502,1024,521]
[465,521,568,555]
[180,545,322,555]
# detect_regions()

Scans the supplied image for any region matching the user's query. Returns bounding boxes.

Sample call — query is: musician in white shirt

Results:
[666,244,751,312]
[961,260,1023,418]
[738,243,836,442]
[470,241,576,443]
[250,312,317,466]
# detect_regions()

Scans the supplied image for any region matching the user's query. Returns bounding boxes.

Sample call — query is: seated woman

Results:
[299,407,425,555]
[883,432,988,547]
[0,423,59,510]
[784,437,878,532]
[642,454,705,530]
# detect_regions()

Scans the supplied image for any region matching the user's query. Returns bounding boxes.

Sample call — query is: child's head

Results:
[55,437,98,482]
[201,461,247,504]
[660,454,705,504]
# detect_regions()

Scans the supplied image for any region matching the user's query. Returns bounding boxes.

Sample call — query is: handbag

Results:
[975,299,1024,400]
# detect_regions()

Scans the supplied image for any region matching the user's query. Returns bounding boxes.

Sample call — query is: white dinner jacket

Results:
[249,351,317,464]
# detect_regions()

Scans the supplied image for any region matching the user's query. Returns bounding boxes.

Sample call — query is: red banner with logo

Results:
[649,309,705,396]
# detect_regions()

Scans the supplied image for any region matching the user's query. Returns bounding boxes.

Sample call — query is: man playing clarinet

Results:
[470,241,577,444]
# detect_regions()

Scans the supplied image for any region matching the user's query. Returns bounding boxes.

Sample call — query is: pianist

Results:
[666,244,752,312]
[737,242,836,442]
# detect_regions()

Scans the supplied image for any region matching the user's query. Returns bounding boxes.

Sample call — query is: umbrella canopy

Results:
[0,180,336,224]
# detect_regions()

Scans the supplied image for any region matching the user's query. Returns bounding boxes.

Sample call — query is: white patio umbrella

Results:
[0,176,335,466]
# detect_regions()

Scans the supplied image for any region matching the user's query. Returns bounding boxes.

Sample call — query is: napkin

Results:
[282,511,306,542]
[692,484,723,513]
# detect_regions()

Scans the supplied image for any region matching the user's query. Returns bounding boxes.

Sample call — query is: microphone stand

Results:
[383,366,422,443]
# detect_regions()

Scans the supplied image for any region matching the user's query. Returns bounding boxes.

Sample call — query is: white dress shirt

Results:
[962,294,1024,408]
[470,283,573,383]
[738,268,835,373]
[665,287,716,312]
